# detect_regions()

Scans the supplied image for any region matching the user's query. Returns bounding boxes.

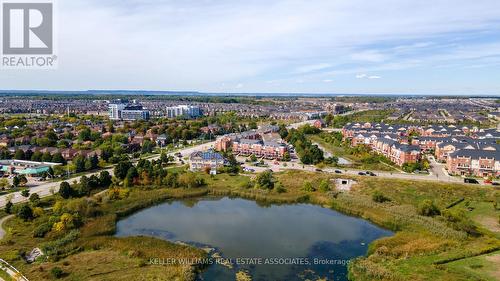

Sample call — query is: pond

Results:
[115,197,392,281]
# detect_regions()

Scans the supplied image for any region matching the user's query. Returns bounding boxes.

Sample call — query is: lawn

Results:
[309,134,397,171]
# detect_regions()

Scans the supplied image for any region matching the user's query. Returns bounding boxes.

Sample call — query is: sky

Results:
[2,0,500,95]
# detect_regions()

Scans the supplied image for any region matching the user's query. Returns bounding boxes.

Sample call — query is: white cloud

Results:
[323,79,333,83]
[356,74,381,79]
[294,63,331,74]
[351,50,387,62]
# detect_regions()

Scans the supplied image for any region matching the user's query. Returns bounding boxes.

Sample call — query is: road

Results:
[239,157,466,185]
[0,141,216,209]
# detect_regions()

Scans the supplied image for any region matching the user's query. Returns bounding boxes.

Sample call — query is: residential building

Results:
[109,101,150,121]
[189,149,225,174]
[165,105,201,118]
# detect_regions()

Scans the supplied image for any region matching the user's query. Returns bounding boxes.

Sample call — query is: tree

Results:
[84,157,93,171]
[114,161,132,180]
[18,175,27,186]
[90,154,99,169]
[141,140,154,154]
[52,153,66,164]
[418,200,441,217]
[99,171,112,188]
[5,201,13,214]
[77,176,91,196]
[14,149,25,160]
[160,152,168,163]
[125,167,139,186]
[256,170,274,189]
[73,155,86,173]
[59,181,73,199]
[17,204,34,221]
[12,176,20,188]
[31,151,43,162]
[42,152,53,162]
[318,180,330,192]
[29,193,41,206]
[21,189,30,198]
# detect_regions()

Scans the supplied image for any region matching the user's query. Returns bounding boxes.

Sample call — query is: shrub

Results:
[21,189,30,198]
[418,200,441,217]
[17,204,34,221]
[318,180,330,192]
[302,181,316,192]
[33,223,52,238]
[50,267,64,278]
[372,191,390,203]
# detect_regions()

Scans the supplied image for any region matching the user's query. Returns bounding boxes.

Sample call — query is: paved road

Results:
[240,157,467,185]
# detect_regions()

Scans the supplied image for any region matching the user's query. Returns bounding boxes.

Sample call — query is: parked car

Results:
[334,170,342,174]
[464,178,479,184]
[358,172,366,176]
[315,168,323,172]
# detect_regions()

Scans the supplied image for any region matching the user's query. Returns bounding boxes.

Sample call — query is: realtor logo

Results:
[1,1,57,68]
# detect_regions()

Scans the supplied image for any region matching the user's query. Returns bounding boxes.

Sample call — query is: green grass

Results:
[445,250,500,281]
[309,134,397,171]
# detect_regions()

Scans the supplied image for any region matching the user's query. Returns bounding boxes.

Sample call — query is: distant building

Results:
[166,105,201,118]
[109,101,150,121]
[189,149,225,174]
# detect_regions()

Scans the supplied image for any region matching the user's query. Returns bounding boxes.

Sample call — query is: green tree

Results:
[52,153,66,164]
[42,152,53,162]
[5,201,13,214]
[17,204,34,221]
[59,181,73,199]
[418,200,441,217]
[99,171,112,188]
[14,149,25,160]
[73,155,86,173]
[29,193,41,206]
[12,176,20,187]
[114,161,132,180]
[256,170,274,189]
[31,151,43,162]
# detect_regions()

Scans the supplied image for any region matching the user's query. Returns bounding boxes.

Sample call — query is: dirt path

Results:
[0,215,14,241]
[485,254,500,280]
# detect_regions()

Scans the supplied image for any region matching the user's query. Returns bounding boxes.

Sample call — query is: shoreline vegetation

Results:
[1,169,500,280]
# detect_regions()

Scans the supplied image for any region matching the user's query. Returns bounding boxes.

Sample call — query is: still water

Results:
[116,197,392,281]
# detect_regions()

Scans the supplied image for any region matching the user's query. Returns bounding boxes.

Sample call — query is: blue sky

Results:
[2,0,500,95]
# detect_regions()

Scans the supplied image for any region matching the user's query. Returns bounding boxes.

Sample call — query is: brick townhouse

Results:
[447,150,500,178]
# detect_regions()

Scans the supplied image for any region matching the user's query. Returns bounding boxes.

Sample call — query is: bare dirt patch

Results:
[477,216,500,233]
[485,254,500,280]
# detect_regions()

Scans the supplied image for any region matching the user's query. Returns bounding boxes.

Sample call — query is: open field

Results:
[309,134,397,171]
